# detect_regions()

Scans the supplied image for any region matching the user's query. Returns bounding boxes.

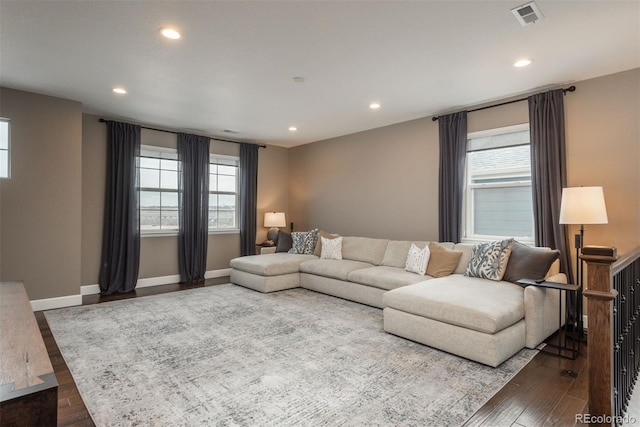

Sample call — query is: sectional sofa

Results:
[230,236,565,367]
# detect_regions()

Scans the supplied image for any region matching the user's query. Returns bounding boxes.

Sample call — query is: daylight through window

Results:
[0,119,10,179]
[463,124,534,243]
[209,155,239,230]
[139,146,179,233]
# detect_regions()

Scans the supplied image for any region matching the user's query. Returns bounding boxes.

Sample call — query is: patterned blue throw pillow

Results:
[464,239,515,281]
[288,229,319,255]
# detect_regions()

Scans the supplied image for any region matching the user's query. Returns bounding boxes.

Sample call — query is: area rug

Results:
[45,284,536,426]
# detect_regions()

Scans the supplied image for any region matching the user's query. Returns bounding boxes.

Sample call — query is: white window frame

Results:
[462,123,534,245]
[208,154,240,234]
[139,145,180,237]
[0,118,10,179]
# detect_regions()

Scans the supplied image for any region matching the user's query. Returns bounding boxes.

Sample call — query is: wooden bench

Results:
[0,281,58,426]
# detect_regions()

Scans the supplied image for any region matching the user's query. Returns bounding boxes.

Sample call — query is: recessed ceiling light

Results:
[288,126,298,132]
[514,59,532,68]
[369,103,381,109]
[160,27,181,40]
[112,87,127,94]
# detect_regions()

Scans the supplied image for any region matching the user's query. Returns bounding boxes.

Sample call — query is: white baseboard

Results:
[31,294,82,312]
[79,268,232,297]
[205,268,232,279]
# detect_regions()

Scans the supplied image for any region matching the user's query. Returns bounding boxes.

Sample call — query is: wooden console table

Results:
[0,281,58,426]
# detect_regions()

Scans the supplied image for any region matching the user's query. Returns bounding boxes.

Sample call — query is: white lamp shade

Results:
[559,186,608,225]
[264,212,286,228]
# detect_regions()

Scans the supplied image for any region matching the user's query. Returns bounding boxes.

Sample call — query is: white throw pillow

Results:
[404,243,430,276]
[320,236,343,260]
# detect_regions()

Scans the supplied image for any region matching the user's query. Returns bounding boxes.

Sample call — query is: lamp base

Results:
[267,228,279,242]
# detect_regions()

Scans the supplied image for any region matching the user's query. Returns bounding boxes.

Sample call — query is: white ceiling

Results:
[1,1,638,147]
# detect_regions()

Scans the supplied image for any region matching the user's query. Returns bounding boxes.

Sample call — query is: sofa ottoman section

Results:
[383,307,526,367]
[383,275,527,366]
[230,253,317,293]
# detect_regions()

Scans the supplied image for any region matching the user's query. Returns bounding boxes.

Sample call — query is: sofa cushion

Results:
[464,239,514,281]
[230,253,317,276]
[383,275,525,334]
[348,266,430,291]
[299,259,373,281]
[341,237,390,265]
[452,243,474,274]
[381,241,427,268]
[426,242,463,278]
[503,241,560,283]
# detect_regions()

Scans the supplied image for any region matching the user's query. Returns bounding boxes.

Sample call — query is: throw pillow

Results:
[404,243,431,276]
[426,242,463,278]
[314,230,339,256]
[503,241,560,283]
[288,229,319,255]
[464,239,515,281]
[320,236,343,260]
[275,231,293,253]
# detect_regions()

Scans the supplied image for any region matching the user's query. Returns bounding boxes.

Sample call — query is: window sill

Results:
[461,236,535,246]
[141,229,240,238]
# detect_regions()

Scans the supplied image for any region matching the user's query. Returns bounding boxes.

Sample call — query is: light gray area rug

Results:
[45,284,536,426]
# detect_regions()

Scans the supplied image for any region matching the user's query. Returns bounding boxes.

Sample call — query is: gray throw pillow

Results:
[276,231,293,253]
[464,239,514,281]
[288,229,319,254]
[503,241,560,283]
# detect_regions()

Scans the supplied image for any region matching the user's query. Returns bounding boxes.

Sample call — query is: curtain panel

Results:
[438,111,468,243]
[239,143,259,256]
[528,89,574,285]
[99,121,141,295]
[178,133,210,283]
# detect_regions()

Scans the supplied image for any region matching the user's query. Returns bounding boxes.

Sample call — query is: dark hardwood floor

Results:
[37,280,589,427]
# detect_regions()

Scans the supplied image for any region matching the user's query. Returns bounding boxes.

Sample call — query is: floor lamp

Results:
[559,186,608,340]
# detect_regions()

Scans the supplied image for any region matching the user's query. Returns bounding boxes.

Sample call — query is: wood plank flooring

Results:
[37,280,594,427]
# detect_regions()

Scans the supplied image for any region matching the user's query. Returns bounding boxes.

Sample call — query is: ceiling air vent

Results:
[511,2,544,26]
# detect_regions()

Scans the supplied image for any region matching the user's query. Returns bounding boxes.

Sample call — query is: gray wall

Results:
[0,88,82,300]
[290,69,640,255]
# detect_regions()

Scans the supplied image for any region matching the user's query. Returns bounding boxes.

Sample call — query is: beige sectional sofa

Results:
[230,236,565,367]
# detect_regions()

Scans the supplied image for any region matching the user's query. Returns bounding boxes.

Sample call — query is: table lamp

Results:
[264,212,286,242]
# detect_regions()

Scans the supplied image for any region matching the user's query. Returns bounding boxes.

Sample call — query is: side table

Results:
[516,278,581,360]
[255,243,276,255]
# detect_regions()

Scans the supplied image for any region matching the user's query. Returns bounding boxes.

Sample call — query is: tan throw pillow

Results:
[426,242,463,278]
[314,230,338,256]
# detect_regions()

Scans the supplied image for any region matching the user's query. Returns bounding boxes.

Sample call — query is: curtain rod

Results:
[431,85,576,122]
[99,118,267,148]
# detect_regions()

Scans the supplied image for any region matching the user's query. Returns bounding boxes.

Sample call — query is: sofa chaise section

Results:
[230,253,316,293]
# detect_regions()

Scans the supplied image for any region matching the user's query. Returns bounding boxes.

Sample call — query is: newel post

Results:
[582,254,618,426]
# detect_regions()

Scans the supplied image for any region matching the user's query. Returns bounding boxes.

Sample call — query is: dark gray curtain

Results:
[178,133,210,283]
[438,111,468,243]
[239,143,259,256]
[529,89,574,285]
[99,121,141,295]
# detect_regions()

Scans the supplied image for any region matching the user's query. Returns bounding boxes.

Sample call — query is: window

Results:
[0,118,10,179]
[209,155,239,230]
[463,124,534,243]
[139,146,179,233]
